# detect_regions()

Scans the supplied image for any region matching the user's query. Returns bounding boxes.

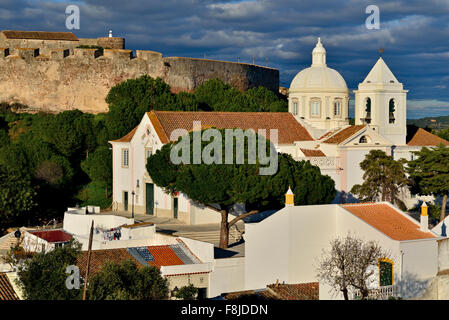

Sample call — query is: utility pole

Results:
[82,220,94,300]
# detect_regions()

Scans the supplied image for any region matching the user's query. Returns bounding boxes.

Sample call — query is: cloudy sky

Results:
[1,0,449,118]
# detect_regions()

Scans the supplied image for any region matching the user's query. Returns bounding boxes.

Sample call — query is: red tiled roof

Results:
[147,245,185,268]
[341,203,436,241]
[147,111,314,144]
[267,282,319,300]
[77,248,137,278]
[300,148,326,157]
[110,125,139,143]
[407,128,449,146]
[0,273,19,300]
[324,125,365,144]
[30,230,72,243]
[1,30,79,41]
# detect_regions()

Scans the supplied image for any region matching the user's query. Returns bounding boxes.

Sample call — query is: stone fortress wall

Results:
[0,30,279,114]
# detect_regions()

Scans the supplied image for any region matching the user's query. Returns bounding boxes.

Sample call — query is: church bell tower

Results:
[354,57,408,145]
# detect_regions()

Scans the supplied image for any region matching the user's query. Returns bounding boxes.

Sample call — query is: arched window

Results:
[359,136,368,143]
[365,98,371,124]
[389,99,396,124]
[378,258,394,286]
[334,100,341,116]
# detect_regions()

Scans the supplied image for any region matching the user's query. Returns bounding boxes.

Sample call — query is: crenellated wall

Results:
[0,36,279,114]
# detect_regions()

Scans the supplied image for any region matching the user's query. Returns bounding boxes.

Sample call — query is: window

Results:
[379,258,394,286]
[311,100,321,117]
[334,100,342,116]
[365,98,372,124]
[389,99,396,124]
[359,136,368,143]
[122,148,129,167]
[293,101,298,115]
[146,148,153,159]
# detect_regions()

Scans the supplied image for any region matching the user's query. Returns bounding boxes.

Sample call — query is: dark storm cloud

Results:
[0,0,448,118]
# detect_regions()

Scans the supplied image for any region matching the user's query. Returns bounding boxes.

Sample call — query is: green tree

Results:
[147,129,335,248]
[436,127,449,142]
[0,166,37,230]
[16,240,82,300]
[81,146,112,197]
[351,150,408,209]
[245,86,287,112]
[88,259,169,300]
[175,284,198,300]
[408,144,449,221]
[105,75,183,140]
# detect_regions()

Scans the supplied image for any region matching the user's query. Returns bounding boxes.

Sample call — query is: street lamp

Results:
[131,190,135,219]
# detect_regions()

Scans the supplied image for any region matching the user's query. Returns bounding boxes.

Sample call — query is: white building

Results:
[244,195,440,300]
[110,38,449,223]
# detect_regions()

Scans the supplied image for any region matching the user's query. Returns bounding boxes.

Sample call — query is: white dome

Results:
[289,38,348,93]
[290,66,348,92]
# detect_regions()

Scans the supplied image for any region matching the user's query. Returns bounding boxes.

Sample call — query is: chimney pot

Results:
[420,202,428,232]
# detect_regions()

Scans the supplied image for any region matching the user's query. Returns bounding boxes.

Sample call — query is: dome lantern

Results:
[312,37,326,67]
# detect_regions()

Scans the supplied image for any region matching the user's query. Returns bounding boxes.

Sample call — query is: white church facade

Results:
[110,38,449,223]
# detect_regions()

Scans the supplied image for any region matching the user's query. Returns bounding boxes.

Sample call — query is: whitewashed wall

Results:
[209,257,245,298]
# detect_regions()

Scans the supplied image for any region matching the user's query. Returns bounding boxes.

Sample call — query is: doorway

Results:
[123,191,129,211]
[146,183,154,215]
[173,197,178,219]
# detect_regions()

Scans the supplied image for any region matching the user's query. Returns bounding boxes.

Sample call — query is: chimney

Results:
[420,202,428,232]
[285,186,294,207]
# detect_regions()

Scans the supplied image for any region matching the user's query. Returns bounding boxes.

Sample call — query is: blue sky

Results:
[1,0,449,119]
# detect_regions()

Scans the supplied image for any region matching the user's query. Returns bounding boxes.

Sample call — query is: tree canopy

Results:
[317,234,390,300]
[16,240,82,300]
[350,150,408,210]
[147,128,335,248]
[87,259,169,300]
[408,144,449,221]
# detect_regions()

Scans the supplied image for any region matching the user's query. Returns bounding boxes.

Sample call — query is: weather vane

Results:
[379,48,385,57]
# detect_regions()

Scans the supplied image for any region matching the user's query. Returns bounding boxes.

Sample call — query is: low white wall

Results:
[63,213,134,236]
[178,237,214,263]
[161,262,213,276]
[23,232,55,253]
[209,257,245,298]
[74,233,179,250]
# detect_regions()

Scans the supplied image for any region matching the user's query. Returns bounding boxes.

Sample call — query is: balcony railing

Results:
[353,285,398,300]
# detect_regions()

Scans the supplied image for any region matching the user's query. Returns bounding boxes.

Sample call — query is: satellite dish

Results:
[14,229,21,239]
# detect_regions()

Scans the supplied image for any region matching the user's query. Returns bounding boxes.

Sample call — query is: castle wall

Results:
[0,46,279,114]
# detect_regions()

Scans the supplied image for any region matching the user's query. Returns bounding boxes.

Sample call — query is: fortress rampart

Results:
[0,31,279,114]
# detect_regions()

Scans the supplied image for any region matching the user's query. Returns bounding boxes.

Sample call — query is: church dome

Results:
[289,38,348,93]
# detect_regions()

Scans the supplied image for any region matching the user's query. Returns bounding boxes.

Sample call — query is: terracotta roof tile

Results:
[341,203,436,241]
[267,282,319,300]
[77,248,136,278]
[300,148,326,157]
[324,125,365,144]
[147,245,185,268]
[0,273,19,300]
[407,128,449,146]
[1,30,79,41]
[110,125,139,143]
[147,111,314,144]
